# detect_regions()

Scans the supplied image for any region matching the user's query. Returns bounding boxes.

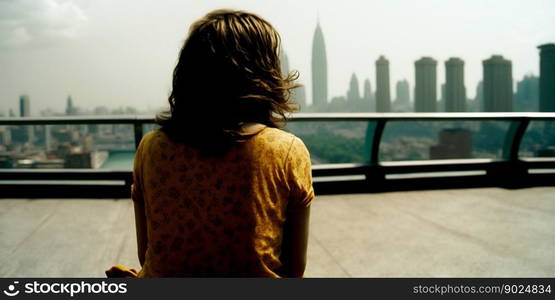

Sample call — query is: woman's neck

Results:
[238,123,267,136]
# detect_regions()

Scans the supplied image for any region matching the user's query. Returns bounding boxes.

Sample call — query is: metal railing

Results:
[1,113,555,198]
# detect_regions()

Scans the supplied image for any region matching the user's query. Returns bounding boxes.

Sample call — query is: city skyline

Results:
[6,41,549,115]
[2,66,545,116]
[4,38,550,115]
[1,0,554,114]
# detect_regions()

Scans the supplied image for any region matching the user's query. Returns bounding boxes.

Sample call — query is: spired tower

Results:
[482,55,513,112]
[311,20,328,107]
[414,57,438,112]
[375,56,391,112]
[445,57,466,112]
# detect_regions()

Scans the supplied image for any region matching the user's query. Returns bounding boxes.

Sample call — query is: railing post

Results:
[495,118,530,187]
[370,120,386,164]
[362,119,387,191]
[502,118,530,161]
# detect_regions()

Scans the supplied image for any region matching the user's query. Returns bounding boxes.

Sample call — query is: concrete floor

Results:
[1,187,554,277]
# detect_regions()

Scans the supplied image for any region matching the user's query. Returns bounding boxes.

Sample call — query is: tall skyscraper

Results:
[414,57,437,112]
[445,57,466,112]
[483,55,513,112]
[19,95,30,117]
[375,56,391,112]
[363,79,374,112]
[347,73,360,102]
[311,21,328,107]
[538,43,555,112]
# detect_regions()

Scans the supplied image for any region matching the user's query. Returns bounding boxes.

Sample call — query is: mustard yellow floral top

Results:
[132,127,314,277]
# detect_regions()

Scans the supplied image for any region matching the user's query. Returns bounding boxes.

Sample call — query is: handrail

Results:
[1,113,554,165]
[1,113,555,197]
[2,112,555,124]
[291,112,555,121]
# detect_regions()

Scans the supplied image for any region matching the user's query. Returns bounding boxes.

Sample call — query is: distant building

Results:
[445,57,466,112]
[395,80,410,104]
[280,49,306,110]
[44,125,52,152]
[393,79,411,112]
[414,57,437,112]
[66,95,77,115]
[19,95,30,117]
[515,75,539,111]
[18,95,33,144]
[472,81,484,112]
[94,106,110,115]
[438,83,446,112]
[65,151,108,169]
[362,79,374,112]
[347,73,361,103]
[311,21,328,107]
[375,56,391,112]
[327,96,348,112]
[430,128,472,159]
[0,127,11,145]
[538,43,555,112]
[294,86,307,110]
[483,55,513,112]
[51,128,80,143]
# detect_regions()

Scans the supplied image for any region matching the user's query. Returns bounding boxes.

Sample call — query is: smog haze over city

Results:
[0,0,554,115]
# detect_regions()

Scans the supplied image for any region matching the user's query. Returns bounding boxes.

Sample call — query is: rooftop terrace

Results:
[1,114,554,277]
[1,187,554,277]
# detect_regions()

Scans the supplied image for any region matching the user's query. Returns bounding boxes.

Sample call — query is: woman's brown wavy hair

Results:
[157,9,299,150]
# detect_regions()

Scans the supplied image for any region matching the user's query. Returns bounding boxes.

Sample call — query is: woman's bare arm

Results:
[132,185,148,267]
[280,205,311,277]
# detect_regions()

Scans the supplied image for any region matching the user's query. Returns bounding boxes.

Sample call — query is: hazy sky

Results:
[1,0,554,115]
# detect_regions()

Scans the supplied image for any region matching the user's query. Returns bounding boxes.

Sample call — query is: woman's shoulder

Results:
[137,129,173,153]
[256,127,294,145]
[255,127,308,155]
